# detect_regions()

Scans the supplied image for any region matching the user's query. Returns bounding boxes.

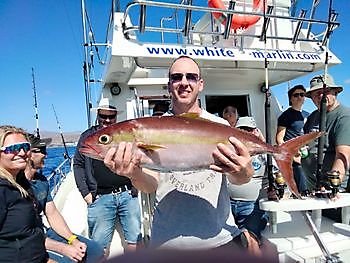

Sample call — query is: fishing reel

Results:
[315,170,341,198]
[268,171,286,200]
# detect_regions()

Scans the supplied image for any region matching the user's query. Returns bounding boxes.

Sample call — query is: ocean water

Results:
[43,146,77,177]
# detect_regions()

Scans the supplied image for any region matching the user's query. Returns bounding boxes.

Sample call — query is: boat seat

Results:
[333,223,350,237]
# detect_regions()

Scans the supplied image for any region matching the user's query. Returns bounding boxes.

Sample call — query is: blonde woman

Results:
[0,125,48,263]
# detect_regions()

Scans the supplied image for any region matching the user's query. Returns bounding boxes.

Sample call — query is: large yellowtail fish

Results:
[80,114,323,197]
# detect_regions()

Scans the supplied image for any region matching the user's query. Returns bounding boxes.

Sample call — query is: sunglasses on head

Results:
[0,142,31,154]
[31,146,47,155]
[98,113,117,120]
[170,73,200,83]
[292,92,305,98]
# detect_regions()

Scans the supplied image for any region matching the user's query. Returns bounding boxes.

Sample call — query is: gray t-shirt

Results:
[227,154,269,201]
[303,104,350,189]
[150,110,240,249]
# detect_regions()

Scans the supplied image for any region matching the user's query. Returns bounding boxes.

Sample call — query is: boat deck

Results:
[260,195,350,262]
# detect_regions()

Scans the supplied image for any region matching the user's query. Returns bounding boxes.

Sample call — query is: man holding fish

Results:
[104,55,256,250]
[79,56,322,253]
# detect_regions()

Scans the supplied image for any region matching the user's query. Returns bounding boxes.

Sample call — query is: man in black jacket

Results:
[73,98,141,256]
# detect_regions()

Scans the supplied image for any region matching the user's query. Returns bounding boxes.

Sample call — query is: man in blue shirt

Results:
[276,85,309,194]
[25,134,104,263]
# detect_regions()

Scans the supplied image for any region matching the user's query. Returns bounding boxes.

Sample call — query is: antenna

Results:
[52,104,70,160]
[31,68,40,139]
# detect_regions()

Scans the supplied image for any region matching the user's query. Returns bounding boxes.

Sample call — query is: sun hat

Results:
[306,74,343,98]
[96,97,118,112]
[235,116,257,129]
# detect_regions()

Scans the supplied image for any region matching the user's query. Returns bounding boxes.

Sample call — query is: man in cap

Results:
[228,116,278,255]
[276,84,309,195]
[74,98,142,256]
[25,134,104,262]
[303,74,350,203]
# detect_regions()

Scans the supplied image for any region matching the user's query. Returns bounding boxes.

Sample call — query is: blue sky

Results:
[0,0,349,133]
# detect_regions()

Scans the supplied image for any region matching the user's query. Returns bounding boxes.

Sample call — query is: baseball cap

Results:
[235,116,257,129]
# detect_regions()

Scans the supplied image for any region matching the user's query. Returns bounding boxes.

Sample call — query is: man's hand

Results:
[62,239,87,262]
[104,142,142,179]
[210,137,253,184]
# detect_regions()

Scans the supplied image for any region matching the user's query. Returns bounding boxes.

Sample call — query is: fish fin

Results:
[137,142,166,151]
[178,113,214,123]
[275,158,301,198]
[178,113,201,119]
[274,131,324,198]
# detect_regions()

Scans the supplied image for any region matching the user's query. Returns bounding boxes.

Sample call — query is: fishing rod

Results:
[315,0,334,191]
[260,0,276,197]
[31,67,41,139]
[52,104,70,160]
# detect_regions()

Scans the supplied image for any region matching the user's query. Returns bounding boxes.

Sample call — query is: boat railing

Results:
[47,158,72,198]
[120,0,339,48]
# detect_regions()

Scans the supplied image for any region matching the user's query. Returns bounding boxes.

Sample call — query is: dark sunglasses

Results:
[98,113,117,120]
[170,73,200,83]
[292,92,305,98]
[31,146,47,155]
[0,142,31,154]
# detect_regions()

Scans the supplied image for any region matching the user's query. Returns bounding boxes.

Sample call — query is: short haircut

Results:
[168,56,201,78]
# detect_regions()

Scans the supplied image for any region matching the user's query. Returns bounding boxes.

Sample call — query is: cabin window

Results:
[204,95,250,118]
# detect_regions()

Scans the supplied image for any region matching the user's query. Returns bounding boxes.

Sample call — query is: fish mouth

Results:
[79,143,104,160]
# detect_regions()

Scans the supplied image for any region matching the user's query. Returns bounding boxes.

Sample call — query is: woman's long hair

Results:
[0,125,29,197]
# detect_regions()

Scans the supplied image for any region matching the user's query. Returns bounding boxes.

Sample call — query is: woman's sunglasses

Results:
[0,142,31,154]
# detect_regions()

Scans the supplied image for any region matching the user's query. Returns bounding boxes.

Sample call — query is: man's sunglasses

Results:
[170,73,200,83]
[0,142,31,154]
[98,113,117,120]
[292,92,305,98]
[31,146,47,155]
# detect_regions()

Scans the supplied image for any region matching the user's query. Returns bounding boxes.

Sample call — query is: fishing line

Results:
[52,104,71,160]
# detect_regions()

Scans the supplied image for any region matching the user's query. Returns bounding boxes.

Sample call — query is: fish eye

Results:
[98,134,111,145]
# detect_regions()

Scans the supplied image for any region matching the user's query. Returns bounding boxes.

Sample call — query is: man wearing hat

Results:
[303,74,350,199]
[276,84,309,195]
[74,98,141,256]
[25,134,104,262]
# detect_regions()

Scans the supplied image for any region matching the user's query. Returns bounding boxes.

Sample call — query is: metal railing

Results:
[47,158,72,197]
[120,0,339,47]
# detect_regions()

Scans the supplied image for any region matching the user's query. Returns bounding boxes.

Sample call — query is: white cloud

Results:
[344,79,350,84]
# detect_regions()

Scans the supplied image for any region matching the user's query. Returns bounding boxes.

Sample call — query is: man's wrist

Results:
[67,234,78,245]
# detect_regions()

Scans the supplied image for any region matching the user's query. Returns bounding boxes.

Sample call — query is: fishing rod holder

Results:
[315,170,341,199]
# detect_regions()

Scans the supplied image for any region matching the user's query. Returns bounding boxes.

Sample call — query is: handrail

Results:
[121,0,339,46]
[47,158,72,198]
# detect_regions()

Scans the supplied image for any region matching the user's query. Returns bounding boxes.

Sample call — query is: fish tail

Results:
[273,131,324,198]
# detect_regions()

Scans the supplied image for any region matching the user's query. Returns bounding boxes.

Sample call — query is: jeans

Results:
[292,161,308,193]
[88,190,142,249]
[230,199,268,240]
[46,228,104,263]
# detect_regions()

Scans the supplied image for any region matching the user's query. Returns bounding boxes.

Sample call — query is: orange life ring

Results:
[208,0,264,31]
